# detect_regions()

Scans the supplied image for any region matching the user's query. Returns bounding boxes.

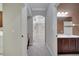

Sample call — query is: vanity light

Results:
[57,12,61,17]
[61,12,64,14]
[57,12,68,17]
[65,12,68,14]
[57,12,61,15]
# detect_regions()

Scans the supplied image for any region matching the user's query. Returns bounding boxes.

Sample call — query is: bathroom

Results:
[57,3,79,55]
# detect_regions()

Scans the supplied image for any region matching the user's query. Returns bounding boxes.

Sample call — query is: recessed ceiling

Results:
[32,8,45,11]
[29,3,49,16]
[30,3,49,11]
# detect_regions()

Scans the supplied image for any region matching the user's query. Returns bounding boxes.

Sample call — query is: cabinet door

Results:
[58,38,76,54]
[58,38,70,53]
[58,38,63,53]
[69,39,75,52]
[62,38,76,53]
[62,39,70,52]
[76,39,79,52]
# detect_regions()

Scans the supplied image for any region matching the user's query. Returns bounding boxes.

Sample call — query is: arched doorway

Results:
[33,15,45,45]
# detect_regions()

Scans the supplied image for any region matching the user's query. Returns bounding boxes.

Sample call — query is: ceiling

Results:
[30,3,49,11]
[28,3,49,17]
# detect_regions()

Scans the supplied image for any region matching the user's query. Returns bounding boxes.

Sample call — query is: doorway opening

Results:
[33,15,45,46]
[27,15,48,56]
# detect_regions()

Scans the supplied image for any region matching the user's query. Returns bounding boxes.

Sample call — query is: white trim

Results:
[22,4,28,56]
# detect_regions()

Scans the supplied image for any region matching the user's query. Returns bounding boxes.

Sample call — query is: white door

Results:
[3,3,26,56]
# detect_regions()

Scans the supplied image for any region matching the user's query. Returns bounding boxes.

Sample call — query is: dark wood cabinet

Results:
[69,39,75,52]
[76,39,79,52]
[58,38,70,53]
[58,38,79,54]
[58,38,63,53]
[62,39,70,52]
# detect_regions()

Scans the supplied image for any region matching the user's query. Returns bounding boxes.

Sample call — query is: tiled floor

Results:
[27,34,51,56]
[27,43,51,56]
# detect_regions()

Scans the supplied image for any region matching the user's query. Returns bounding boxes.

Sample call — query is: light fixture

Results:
[57,12,68,17]
[61,12,64,15]
[65,12,68,14]
[57,12,61,15]
[57,12,61,17]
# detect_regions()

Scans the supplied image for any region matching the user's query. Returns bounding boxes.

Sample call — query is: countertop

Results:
[57,34,79,38]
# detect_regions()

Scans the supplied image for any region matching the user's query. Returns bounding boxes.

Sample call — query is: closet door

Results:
[3,4,25,56]
[76,39,79,52]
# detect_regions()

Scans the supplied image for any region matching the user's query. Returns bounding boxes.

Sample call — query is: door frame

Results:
[21,4,28,56]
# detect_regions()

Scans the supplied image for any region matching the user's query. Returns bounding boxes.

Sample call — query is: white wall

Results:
[3,3,25,56]
[45,4,57,56]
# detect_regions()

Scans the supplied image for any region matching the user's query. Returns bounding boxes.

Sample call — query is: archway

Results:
[33,15,45,45]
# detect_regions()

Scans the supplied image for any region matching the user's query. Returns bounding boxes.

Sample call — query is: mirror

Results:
[57,17,73,35]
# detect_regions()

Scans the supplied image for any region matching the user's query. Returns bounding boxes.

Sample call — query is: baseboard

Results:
[46,44,54,56]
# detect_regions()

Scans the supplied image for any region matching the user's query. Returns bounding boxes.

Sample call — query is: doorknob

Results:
[56,35,57,37]
[21,35,24,37]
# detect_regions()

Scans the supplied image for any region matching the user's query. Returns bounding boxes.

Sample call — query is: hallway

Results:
[27,3,57,56]
[27,23,51,56]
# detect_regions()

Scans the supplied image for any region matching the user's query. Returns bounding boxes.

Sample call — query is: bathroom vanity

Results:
[58,35,79,54]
